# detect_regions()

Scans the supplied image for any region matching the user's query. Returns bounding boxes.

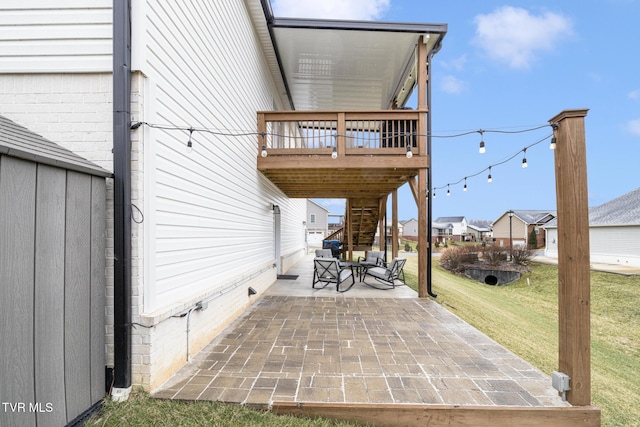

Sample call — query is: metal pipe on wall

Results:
[112,0,132,398]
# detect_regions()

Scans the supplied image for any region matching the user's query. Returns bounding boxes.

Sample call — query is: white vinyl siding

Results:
[0,1,112,73]
[137,0,304,311]
[546,225,640,267]
[590,225,640,266]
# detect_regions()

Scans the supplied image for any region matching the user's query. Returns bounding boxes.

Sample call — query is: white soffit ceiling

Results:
[269,18,447,111]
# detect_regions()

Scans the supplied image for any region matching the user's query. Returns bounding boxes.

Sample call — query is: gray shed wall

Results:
[0,154,106,427]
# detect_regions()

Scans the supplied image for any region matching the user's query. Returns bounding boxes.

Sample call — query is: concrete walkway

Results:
[533,255,640,276]
[153,254,567,410]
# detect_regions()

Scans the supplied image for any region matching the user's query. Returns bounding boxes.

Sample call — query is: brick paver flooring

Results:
[153,295,567,409]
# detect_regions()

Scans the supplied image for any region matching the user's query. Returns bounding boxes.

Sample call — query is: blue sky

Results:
[271,0,640,222]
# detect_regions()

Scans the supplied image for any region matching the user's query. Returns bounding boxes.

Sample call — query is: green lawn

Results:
[405,258,639,427]
[87,389,363,427]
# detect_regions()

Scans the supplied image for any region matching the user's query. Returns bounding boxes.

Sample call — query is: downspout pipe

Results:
[112,0,132,399]
[426,50,437,298]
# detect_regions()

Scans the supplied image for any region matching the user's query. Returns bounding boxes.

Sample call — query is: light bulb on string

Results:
[487,166,492,183]
[463,177,467,192]
[478,130,485,154]
[186,128,194,154]
[331,146,338,159]
[522,149,528,168]
[447,184,450,196]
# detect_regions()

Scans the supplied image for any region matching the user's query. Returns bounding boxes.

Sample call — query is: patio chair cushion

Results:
[315,249,334,258]
[357,250,384,266]
[363,258,406,288]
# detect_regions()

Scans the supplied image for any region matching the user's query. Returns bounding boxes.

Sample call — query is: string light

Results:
[261,145,268,157]
[331,146,338,159]
[406,144,413,158]
[433,133,552,196]
[522,148,528,168]
[550,122,558,150]
[478,130,485,154]
[186,128,194,153]
[463,177,467,192]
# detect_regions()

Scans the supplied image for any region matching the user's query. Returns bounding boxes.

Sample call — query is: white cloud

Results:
[440,75,468,94]
[271,0,390,20]
[627,118,640,136]
[442,54,468,71]
[473,6,573,69]
[629,89,640,100]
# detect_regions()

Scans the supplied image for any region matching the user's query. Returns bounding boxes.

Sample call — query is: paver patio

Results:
[153,254,567,411]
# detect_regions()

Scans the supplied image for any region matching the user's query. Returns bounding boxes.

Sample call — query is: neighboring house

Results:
[374,223,404,247]
[545,187,640,267]
[402,218,419,239]
[306,199,330,244]
[1,1,307,397]
[467,223,493,242]
[434,216,468,241]
[493,210,555,248]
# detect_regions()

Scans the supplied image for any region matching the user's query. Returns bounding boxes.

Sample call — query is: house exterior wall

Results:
[1,1,307,391]
[403,219,419,237]
[492,216,527,247]
[130,1,306,389]
[546,225,640,267]
[0,1,112,73]
[307,200,329,244]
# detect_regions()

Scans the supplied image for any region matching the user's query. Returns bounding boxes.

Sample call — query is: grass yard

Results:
[87,389,363,427]
[403,257,640,427]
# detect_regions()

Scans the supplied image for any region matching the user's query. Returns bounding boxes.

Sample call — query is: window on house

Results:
[534,226,539,234]
[310,214,316,224]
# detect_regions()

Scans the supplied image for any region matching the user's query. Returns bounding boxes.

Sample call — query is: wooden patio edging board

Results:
[271,402,601,427]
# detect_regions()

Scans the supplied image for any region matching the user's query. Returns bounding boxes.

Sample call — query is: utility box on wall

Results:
[0,116,111,427]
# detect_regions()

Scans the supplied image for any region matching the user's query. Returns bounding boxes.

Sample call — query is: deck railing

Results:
[258,110,423,157]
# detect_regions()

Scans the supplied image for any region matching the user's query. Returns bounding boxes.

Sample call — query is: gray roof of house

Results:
[546,188,640,228]
[432,221,454,229]
[589,188,640,225]
[435,216,465,223]
[0,115,111,177]
[511,210,556,225]
[467,224,491,232]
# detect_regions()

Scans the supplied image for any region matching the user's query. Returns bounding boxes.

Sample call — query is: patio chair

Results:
[312,258,355,292]
[362,258,406,289]
[315,248,334,258]
[357,250,385,267]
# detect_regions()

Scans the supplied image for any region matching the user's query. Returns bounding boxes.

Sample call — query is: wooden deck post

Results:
[549,109,591,406]
[392,189,399,259]
[416,36,429,298]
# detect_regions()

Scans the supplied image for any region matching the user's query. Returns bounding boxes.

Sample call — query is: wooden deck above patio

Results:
[256,110,429,200]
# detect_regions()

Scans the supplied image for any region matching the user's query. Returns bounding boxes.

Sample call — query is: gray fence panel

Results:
[34,165,67,426]
[0,156,37,427]
[64,171,93,421]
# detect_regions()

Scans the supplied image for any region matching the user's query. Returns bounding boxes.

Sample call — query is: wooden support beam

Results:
[417,169,427,298]
[378,196,387,260]
[346,199,352,261]
[408,176,418,203]
[549,108,591,406]
[416,36,429,298]
[272,402,601,427]
[392,189,399,258]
